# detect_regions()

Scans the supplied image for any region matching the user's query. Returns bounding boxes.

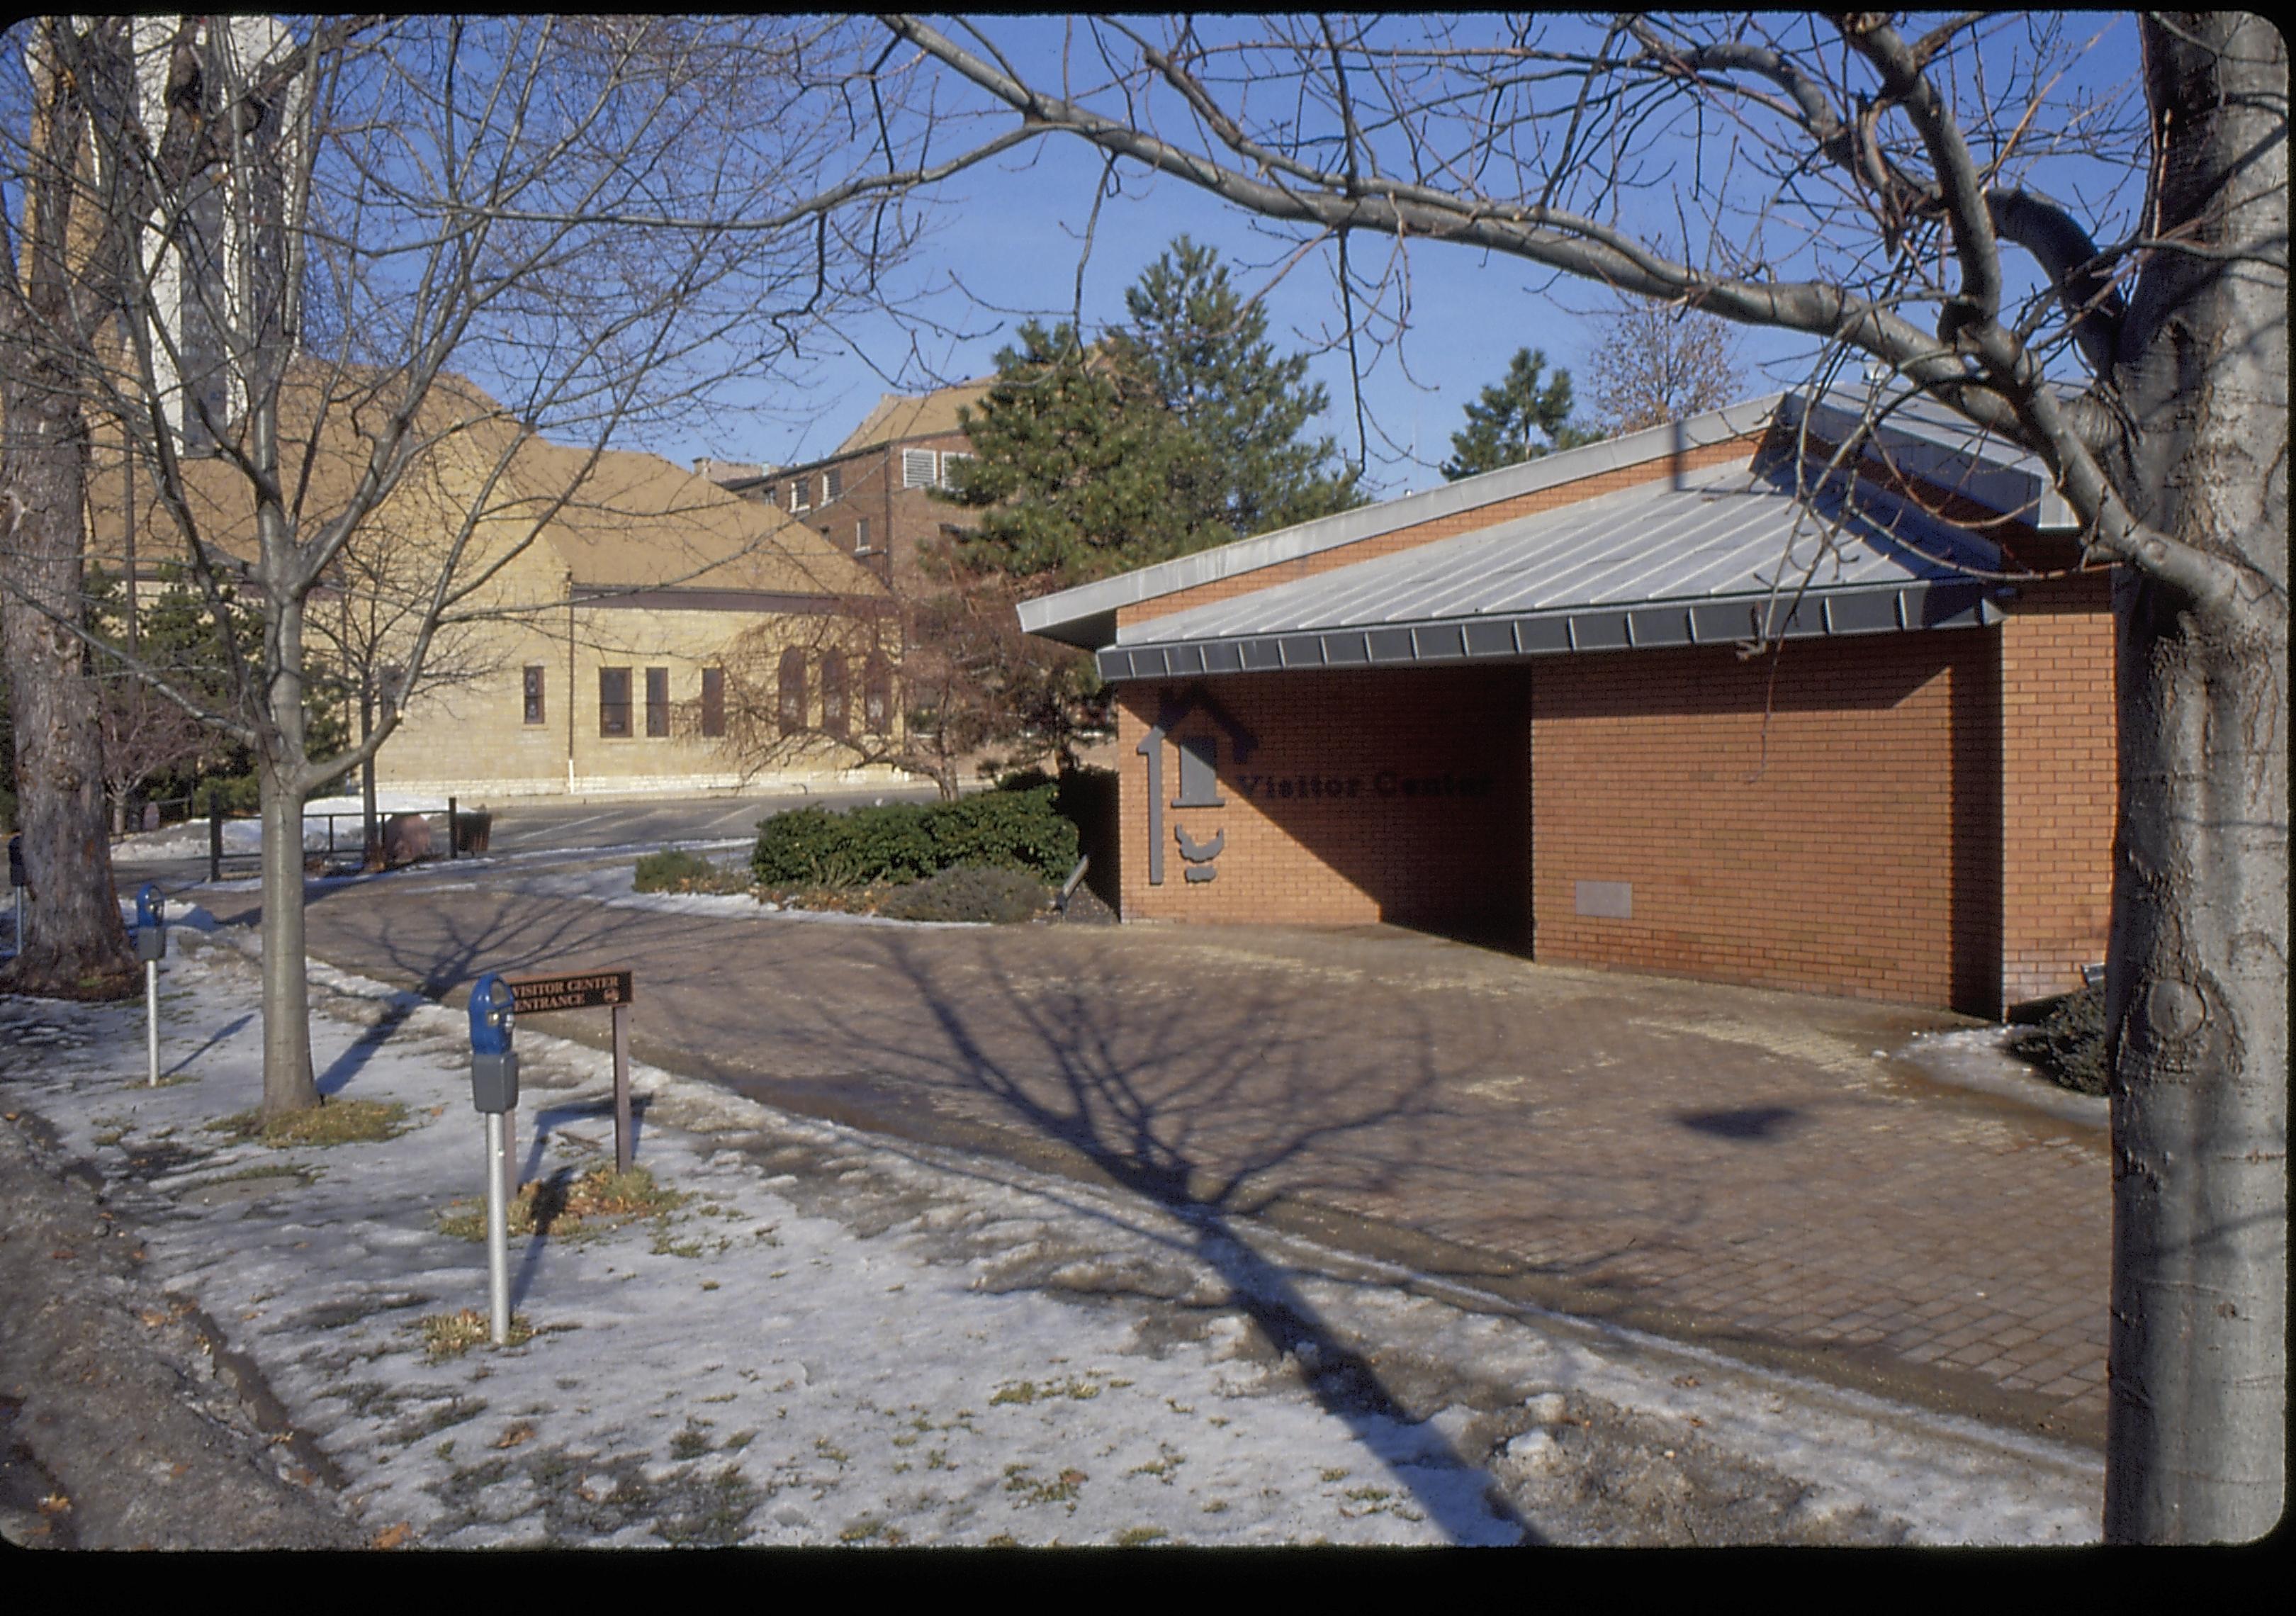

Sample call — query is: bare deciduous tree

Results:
[0,17,137,998]
[1582,301,1746,434]
[2,15,1018,1115]
[710,541,1084,800]
[874,11,2287,1541]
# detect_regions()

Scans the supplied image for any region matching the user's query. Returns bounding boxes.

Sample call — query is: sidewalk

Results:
[277,863,2115,1447]
[0,921,2104,1546]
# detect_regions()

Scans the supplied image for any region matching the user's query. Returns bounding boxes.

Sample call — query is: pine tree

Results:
[945,238,1361,588]
[1105,236,1360,540]
[1440,348,1597,481]
[942,320,1200,584]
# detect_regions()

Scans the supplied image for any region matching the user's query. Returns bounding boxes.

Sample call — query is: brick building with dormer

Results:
[721,379,990,597]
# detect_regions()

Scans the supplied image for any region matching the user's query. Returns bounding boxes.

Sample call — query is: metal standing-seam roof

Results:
[1095,452,2008,683]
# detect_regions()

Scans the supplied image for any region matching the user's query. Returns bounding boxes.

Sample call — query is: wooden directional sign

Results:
[505,970,634,1014]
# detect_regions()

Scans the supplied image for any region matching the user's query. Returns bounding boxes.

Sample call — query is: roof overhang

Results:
[1784,388,2079,531]
[1020,394,1789,647]
[1096,578,2001,683]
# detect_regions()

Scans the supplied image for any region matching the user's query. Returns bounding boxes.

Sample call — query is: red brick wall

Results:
[1999,573,2117,1006]
[1529,632,2004,1014]
[1117,668,1530,937]
[1115,434,1764,630]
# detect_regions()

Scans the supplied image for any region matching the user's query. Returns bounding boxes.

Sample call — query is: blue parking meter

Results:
[134,882,167,963]
[468,972,519,1113]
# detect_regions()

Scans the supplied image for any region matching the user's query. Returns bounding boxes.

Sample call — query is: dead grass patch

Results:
[437,1163,685,1242]
[212,1098,409,1148]
[420,1308,535,1359]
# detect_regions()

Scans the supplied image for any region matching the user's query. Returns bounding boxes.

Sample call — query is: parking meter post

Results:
[466,972,519,1347]
[612,1001,632,1174]
[135,885,166,1086]
[485,1113,509,1345]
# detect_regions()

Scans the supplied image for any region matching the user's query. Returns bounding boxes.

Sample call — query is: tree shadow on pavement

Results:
[802,931,1538,1544]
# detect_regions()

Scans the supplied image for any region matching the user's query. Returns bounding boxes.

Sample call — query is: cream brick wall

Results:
[370,503,906,801]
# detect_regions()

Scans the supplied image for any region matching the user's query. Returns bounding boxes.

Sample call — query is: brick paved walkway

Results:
[274,868,2109,1444]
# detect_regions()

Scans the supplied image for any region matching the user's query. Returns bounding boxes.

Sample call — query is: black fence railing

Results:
[204,796,486,883]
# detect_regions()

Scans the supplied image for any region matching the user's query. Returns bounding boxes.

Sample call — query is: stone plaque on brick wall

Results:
[1575,880,1632,919]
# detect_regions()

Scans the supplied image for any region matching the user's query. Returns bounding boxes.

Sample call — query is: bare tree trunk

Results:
[0,462,137,1001]
[0,23,136,1003]
[360,687,381,870]
[255,547,320,1118]
[2104,12,2288,1544]
[255,760,318,1117]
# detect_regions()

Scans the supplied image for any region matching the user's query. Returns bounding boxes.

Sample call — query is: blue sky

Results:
[632,14,2151,498]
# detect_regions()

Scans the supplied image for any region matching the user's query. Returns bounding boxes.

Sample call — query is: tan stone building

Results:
[1020,388,2115,1017]
[726,378,989,597]
[90,372,904,803]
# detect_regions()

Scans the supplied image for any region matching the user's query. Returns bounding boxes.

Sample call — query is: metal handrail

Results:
[204,796,480,882]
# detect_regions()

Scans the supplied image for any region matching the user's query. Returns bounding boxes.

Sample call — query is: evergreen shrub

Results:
[750,785,1079,888]
[878,863,1048,924]
[634,848,742,893]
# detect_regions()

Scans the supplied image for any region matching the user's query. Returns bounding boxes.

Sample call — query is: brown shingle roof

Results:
[829,377,992,459]
[89,367,884,602]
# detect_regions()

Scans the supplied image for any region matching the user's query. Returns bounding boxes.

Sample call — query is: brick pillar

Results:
[1998,575,2118,1011]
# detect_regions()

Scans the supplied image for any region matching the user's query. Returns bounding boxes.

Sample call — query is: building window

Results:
[645,666,669,737]
[522,666,546,725]
[938,451,973,489]
[701,667,725,738]
[901,447,937,489]
[599,667,631,736]
[864,656,891,733]
[777,649,806,734]
[821,651,848,737]
[822,467,842,502]
[792,477,811,512]
[854,517,872,556]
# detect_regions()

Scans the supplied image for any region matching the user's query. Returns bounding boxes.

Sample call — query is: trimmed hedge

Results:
[634,848,730,893]
[752,783,1079,888]
[878,863,1048,924]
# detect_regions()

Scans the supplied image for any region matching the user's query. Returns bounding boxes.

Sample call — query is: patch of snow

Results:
[0,929,2104,1547]
[1896,1027,2108,1130]
[516,865,988,930]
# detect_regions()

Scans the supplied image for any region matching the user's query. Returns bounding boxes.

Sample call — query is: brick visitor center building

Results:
[1019,388,2115,1019]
